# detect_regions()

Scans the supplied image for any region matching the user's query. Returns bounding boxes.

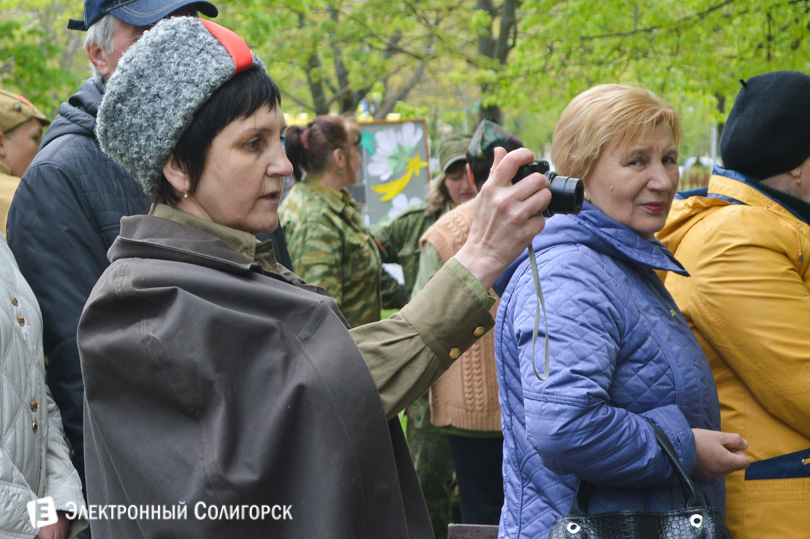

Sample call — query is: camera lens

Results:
[544,172,584,217]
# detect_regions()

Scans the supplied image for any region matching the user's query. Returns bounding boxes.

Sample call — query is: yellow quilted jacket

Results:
[657,172,810,539]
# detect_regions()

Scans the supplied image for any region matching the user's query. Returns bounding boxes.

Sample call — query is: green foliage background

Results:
[3,0,809,164]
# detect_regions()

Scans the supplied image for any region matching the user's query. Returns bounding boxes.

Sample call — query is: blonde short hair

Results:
[551,84,683,180]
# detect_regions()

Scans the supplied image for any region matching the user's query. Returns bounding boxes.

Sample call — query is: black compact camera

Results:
[511,160,584,217]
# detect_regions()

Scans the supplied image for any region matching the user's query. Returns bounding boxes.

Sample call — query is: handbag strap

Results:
[650,423,703,507]
[568,422,703,516]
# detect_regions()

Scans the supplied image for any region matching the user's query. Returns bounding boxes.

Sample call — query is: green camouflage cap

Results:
[437,134,472,172]
[0,89,50,134]
[468,119,514,160]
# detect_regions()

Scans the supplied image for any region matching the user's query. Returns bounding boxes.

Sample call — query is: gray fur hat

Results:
[96,16,265,195]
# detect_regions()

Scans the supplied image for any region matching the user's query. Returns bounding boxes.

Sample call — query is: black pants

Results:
[448,434,504,525]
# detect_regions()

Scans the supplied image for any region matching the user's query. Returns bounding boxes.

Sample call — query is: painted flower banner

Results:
[357,119,430,225]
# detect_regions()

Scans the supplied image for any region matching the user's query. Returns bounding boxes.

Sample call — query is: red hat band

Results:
[200,18,253,75]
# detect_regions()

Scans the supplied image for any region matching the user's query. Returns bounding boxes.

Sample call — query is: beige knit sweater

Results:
[420,200,501,432]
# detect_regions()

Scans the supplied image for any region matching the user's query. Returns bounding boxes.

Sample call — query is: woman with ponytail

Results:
[280,115,395,327]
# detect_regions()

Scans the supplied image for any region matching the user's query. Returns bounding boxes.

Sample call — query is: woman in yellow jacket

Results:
[658,71,810,539]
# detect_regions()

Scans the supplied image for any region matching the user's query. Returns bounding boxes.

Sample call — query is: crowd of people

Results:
[0,0,807,538]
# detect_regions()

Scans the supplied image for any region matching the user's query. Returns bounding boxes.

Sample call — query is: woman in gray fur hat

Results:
[77,16,552,538]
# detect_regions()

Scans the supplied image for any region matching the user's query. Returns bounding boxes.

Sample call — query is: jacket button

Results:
[473,326,486,337]
[31,400,38,412]
[10,296,18,306]
[17,315,25,326]
[32,421,38,433]
[449,347,461,360]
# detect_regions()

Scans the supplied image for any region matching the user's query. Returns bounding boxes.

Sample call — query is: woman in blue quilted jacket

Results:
[492,84,750,538]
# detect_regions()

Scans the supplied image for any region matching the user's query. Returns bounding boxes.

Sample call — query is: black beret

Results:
[720,71,810,181]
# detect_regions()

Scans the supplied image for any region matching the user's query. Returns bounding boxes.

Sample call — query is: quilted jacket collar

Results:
[495,202,686,295]
[708,167,810,223]
[41,77,103,150]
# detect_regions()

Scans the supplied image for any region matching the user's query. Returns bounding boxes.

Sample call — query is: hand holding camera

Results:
[456,148,552,289]
[512,160,584,217]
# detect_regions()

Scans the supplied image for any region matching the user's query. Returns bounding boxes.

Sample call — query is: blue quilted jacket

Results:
[493,202,724,538]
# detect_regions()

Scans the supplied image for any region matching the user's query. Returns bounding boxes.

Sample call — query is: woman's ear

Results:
[162,155,190,196]
[332,147,346,168]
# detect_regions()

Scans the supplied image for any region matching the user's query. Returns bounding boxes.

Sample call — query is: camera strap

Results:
[527,244,550,380]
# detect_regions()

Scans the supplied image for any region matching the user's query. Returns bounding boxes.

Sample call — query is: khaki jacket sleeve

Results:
[370,219,400,264]
[673,213,810,437]
[350,260,494,420]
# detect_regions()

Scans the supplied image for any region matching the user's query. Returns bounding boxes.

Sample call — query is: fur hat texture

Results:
[96,16,264,195]
[720,71,810,180]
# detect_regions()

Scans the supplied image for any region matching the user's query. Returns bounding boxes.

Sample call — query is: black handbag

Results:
[548,423,732,539]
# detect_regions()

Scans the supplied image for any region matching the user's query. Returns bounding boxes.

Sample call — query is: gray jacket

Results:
[0,235,87,538]
[78,213,493,537]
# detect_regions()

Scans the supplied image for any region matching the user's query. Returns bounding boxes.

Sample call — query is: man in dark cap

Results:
[657,70,810,538]
[0,89,50,234]
[6,0,219,506]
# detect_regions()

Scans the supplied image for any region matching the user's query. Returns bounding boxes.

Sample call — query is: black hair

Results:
[157,67,283,205]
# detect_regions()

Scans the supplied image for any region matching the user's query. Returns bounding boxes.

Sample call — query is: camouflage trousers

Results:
[407,392,454,539]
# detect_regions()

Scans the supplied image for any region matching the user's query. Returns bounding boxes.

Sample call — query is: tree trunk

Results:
[475,0,519,125]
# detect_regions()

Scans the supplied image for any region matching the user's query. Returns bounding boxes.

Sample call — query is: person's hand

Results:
[34,511,70,539]
[455,147,552,289]
[691,428,750,480]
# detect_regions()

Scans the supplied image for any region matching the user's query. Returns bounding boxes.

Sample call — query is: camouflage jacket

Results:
[280,179,383,327]
[372,203,443,300]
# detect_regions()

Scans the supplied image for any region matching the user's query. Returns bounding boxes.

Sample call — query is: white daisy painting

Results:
[359,119,430,225]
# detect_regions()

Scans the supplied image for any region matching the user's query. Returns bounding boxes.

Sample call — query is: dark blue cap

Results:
[67,0,218,31]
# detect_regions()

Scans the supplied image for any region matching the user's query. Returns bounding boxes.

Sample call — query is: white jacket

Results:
[0,235,87,538]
